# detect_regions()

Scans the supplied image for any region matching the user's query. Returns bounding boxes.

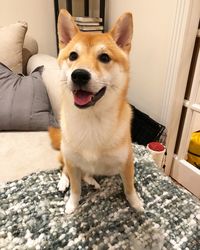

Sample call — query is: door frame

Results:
[163,0,200,176]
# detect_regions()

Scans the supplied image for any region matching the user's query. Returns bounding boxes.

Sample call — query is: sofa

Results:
[0,22,62,183]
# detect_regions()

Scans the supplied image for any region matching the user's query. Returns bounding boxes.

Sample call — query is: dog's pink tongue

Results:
[74,90,93,106]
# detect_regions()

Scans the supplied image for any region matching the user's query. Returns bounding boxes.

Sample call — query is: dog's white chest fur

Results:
[62,145,128,176]
[61,101,129,176]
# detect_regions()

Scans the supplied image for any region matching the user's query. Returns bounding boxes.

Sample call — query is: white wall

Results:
[107,0,178,123]
[0,0,57,57]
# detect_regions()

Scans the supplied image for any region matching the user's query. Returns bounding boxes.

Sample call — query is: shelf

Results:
[54,0,106,54]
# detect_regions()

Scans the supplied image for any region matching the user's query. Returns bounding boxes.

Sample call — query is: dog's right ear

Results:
[58,9,79,49]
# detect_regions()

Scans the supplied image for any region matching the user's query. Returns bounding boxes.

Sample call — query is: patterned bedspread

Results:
[0,144,199,250]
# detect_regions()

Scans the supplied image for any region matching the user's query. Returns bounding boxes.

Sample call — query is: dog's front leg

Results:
[65,161,81,214]
[120,155,144,212]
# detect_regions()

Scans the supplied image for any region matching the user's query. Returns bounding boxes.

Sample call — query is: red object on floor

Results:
[148,142,165,152]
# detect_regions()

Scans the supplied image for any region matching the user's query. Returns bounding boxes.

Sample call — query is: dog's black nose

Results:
[71,69,91,85]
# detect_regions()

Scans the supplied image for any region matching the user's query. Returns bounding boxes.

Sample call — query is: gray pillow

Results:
[0,62,57,131]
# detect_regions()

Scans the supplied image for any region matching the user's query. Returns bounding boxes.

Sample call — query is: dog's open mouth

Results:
[73,87,106,108]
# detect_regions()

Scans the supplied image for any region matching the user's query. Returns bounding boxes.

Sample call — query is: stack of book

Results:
[74,16,103,32]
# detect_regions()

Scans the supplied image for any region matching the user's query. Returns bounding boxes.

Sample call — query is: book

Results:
[78,25,104,31]
[75,21,100,26]
[81,30,103,33]
[74,16,103,23]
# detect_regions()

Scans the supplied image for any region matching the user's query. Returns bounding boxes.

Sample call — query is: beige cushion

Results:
[0,22,27,73]
[22,35,38,74]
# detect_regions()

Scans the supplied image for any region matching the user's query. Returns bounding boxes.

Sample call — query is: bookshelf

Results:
[54,0,106,53]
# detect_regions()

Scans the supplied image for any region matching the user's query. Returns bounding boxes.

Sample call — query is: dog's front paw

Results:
[133,199,144,212]
[65,198,78,214]
[58,173,69,192]
[126,193,144,212]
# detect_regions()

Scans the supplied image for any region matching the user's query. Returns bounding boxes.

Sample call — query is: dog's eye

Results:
[98,53,111,63]
[69,51,78,61]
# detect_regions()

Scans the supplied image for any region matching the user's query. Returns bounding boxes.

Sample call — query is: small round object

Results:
[148,142,165,152]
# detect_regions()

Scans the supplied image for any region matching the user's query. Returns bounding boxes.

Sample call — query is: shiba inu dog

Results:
[55,9,144,213]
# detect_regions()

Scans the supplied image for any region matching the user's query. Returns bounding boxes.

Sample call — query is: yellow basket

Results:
[187,131,200,169]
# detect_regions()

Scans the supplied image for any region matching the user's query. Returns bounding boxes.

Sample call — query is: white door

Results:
[170,35,200,198]
[164,0,200,198]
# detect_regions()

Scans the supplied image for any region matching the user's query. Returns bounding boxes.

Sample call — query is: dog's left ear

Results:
[110,13,133,53]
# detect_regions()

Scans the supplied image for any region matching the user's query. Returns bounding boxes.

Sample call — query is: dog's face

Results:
[58,10,133,109]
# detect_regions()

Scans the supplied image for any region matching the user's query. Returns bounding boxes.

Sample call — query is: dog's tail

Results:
[48,126,64,167]
[48,126,61,150]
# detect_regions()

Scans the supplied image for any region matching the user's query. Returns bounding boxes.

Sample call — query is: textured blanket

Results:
[0,145,200,250]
